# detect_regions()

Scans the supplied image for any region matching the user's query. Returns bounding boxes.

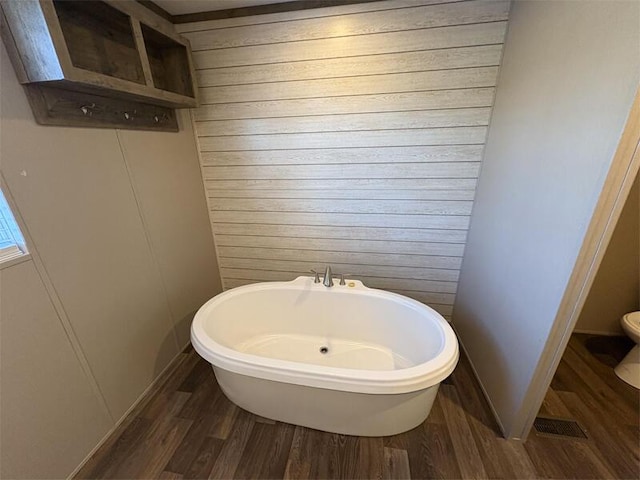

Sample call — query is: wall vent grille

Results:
[534,416,588,439]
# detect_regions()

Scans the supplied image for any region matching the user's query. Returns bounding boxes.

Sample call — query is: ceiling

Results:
[152,0,296,15]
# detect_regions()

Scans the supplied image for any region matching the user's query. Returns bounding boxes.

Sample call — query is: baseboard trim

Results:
[451,324,513,440]
[572,328,624,336]
[66,342,192,479]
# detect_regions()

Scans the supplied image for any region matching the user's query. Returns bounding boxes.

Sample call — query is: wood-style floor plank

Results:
[164,413,217,475]
[562,339,638,424]
[383,447,411,480]
[570,334,638,412]
[495,439,538,480]
[283,426,311,480]
[158,471,184,480]
[558,390,640,479]
[234,421,296,479]
[538,386,573,418]
[523,433,575,479]
[73,335,639,480]
[177,372,219,421]
[439,384,488,479]
[424,390,447,425]
[341,436,384,480]
[134,416,194,480]
[184,437,224,480]
[554,356,640,462]
[307,430,342,479]
[208,408,255,479]
[208,401,239,440]
[449,354,529,480]
[109,392,192,480]
[75,416,153,480]
[418,422,463,479]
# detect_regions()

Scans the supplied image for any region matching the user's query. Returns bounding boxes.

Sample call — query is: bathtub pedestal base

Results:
[214,367,439,437]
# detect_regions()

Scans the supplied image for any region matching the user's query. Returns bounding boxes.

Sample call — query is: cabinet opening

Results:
[52,0,145,84]
[141,24,194,98]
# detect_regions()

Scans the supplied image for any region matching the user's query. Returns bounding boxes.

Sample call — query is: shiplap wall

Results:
[178,0,510,318]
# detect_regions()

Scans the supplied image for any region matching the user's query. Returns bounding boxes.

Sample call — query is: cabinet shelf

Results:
[54,0,146,85]
[1,0,198,111]
[142,23,195,98]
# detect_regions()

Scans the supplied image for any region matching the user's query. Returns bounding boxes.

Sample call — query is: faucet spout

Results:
[323,265,334,287]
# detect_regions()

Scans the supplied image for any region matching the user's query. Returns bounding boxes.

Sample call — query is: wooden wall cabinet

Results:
[1,0,199,131]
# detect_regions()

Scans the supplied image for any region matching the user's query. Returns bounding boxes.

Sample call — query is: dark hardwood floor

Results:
[76,334,639,479]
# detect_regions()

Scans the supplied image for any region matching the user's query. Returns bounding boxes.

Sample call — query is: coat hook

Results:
[80,103,95,116]
[124,112,132,120]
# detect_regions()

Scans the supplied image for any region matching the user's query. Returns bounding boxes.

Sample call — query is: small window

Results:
[0,189,27,263]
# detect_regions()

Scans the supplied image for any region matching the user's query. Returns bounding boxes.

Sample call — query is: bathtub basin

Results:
[191,276,459,436]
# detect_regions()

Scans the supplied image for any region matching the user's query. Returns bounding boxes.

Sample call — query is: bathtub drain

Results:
[319,346,329,354]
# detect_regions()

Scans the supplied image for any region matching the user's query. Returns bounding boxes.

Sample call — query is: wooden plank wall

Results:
[178,0,510,318]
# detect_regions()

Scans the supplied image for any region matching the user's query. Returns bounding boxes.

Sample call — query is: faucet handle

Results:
[309,269,321,283]
[337,273,351,285]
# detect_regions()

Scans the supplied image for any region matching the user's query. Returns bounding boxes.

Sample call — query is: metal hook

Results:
[80,103,95,116]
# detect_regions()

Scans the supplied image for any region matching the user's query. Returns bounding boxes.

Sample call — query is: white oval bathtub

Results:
[191,276,459,436]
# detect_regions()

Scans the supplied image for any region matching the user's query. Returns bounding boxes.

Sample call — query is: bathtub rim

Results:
[191,276,459,395]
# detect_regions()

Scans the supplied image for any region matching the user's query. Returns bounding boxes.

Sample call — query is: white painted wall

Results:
[0,33,222,477]
[0,260,113,479]
[575,174,639,335]
[453,0,640,438]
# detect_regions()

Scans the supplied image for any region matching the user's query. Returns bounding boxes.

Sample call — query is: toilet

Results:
[615,312,640,388]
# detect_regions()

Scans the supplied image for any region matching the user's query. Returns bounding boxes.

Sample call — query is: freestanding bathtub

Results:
[191,276,459,436]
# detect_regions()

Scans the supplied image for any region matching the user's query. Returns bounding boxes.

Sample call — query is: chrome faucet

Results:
[310,266,336,287]
[310,269,321,283]
[323,265,334,287]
